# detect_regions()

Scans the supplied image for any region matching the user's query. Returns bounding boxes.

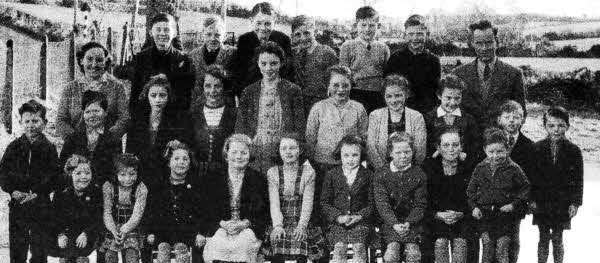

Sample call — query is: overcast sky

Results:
[233,0,600,20]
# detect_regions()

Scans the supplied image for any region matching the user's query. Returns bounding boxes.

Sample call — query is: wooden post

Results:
[69,33,76,80]
[221,0,228,24]
[106,27,113,54]
[39,35,48,100]
[120,22,129,65]
[4,40,14,134]
[73,0,79,26]
[130,0,141,56]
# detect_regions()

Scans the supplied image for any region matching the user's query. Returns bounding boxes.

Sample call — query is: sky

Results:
[233,0,600,20]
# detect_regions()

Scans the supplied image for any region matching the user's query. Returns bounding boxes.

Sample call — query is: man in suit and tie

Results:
[452,20,526,129]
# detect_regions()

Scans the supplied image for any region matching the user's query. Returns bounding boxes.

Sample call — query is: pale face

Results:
[147,85,169,111]
[484,143,508,166]
[117,166,138,188]
[340,144,361,171]
[20,112,45,141]
[472,28,497,63]
[257,52,281,81]
[226,141,250,169]
[356,18,378,42]
[279,138,300,164]
[292,24,316,50]
[151,21,177,51]
[82,47,106,79]
[497,111,524,135]
[169,149,190,181]
[438,133,462,162]
[72,163,92,192]
[438,88,462,113]
[405,25,427,52]
[83,102,106,129]
[384,85,407,112]
[203,74,224,108]
[328,73,352,104]
[204,24,224,51]
[252,12,275,40]
[545,115,569,141]
[390,141,413,168]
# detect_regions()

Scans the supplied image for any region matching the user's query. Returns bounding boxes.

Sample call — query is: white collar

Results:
[436,106,462,118]
[477,57,497,74]
[343,166,359,177]
[86,126,104,135]
[357,37,373,47]
[390,162,411,172]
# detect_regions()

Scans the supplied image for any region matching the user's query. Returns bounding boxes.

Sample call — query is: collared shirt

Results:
[357,37,372,49]
[78,73,110,92]
[507,132,519,150]
[390,162,412,173]
[436,106,462,118]
[203,106,225,127]
[477,57,497,82]
[86,127,104,151]
[343,166,360,187]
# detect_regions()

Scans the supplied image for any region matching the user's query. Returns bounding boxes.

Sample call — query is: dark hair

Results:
[63,154,91,178]
[164,141,198,175]
[138,74,173,103]
[203,64,231,92]
[272,132,307,165]
[251,2,275,17]
[291,15,315,32]
[468,20,499,43]
[384,74,410,94]
[255,41,287,67]
[497,100,524,117]
[76,42,110,74]
[437,74,466,96]
[404,14,426,29]
[81,90,108,111]
[483,127,508,148]
[543,106,570,127]
[203,16,224,29]
[332,134,367,162]
[387,132,415,159]
[355,6,379,21]
[326,65,353,86]
[435,127,463,148]
[114,153,141,174]
[18,99,47,121]
[150,12,177,28]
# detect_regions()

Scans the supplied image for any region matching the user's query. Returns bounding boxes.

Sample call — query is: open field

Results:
[440,56,600,72]
[522,21,600,35]
[552,37,600,51]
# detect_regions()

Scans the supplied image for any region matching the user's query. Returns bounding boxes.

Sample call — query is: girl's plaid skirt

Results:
[98,203,144,252]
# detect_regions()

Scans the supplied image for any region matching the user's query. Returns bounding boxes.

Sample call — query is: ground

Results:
[0,103,599,262]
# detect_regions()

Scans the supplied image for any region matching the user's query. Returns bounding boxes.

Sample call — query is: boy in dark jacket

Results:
[0,99,61,263]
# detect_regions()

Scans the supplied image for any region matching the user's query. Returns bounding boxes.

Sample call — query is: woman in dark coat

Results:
[190,65,237,175]
[60,90,122,189]
[49,155,103,263]
[203,134,270,263]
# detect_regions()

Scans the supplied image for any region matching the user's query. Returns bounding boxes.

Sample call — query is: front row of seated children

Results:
[0,99,584,263]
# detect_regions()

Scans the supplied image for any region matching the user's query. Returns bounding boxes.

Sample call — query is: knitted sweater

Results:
[339,38,390,92]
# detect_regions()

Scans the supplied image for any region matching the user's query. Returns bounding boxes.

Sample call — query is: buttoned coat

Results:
[320,166,374,225]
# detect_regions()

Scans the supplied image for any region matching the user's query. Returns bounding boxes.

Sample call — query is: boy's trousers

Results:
[9,204,49,263]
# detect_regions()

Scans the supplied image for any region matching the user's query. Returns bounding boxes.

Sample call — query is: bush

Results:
[19,0,46,4]
[527,68,600,111]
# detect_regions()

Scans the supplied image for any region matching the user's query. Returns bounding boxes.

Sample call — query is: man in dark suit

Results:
[496,100,535,263]
[452,20,526,129]
[230,2,294,97]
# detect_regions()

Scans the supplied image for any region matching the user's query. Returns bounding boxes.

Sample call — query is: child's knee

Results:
[158,242,171,253]
[104,250,119,263]
[174,243,191,263]
[174,242,189,254]
[384,242,401,263]
[481,232,493,246]
[352,243,367,263]
[332,242,347,260]
[124,248,140,263]
[405,243,421,263]
[75,256,90,263]
[435,238,449,251]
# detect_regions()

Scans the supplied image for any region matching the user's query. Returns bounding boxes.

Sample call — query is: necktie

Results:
[483,63,491,82]
[367,43,372,51]
[443,114,455,125]
[508,136,516,149]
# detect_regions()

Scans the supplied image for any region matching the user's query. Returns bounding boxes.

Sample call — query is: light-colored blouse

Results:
[267,163,316,228]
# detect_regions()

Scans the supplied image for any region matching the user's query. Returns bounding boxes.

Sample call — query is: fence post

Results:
[120,22,129,65]
[3,40,14,134]
[40,35,48,100]
[69,33,76,80]
[106,27,113,54]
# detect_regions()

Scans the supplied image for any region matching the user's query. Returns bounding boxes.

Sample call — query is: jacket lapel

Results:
[350,167,367,194]
[378,109,389,160]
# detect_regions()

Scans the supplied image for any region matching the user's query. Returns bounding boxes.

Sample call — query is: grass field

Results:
[522,21,600,35]
[552,37,600,51]
[440,56,600,72]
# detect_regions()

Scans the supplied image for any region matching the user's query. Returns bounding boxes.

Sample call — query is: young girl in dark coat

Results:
[530,106,583,263]
[422,128,474,263]
[320,134,373,263]
[50,155,103,263]
[146,142,207,263]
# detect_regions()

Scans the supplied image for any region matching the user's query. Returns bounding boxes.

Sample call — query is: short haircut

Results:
[387,131,415,157]
[164,140,198,173]
[150,12,177,28]
[483,127,508,148]
[114,153,140,174]
[63,154,91,178]
[272,132,307,165]
[384,74,410,94]
[255,41,287,66]
[138,74,173,103]
[326,65,353,86]
[497,100,524,117]
[332,134,367,162]
[222,134,254,161]
[76,41,110,74]
[468,20,499,42]
[203,16,224,29]
[404,14,427,29]
[437,74,465,96]
[435,127,463,147]
[543,106,570,127]
[291,15,315,32]
[18,99,47,121]
[81,90,108,111]
[355,6,379,21]
[203,64,231,92]
[251,2,275,17]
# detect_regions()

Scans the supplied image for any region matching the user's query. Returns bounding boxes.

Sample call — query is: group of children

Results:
[0,3,584,263]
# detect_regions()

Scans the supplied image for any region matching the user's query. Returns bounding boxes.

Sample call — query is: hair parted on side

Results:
[543,106,570,127]
[332,134,367,162]
[18,99,47,121]
[355,6,379,21]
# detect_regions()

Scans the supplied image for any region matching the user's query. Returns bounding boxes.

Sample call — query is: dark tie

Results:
[508,136,515,149]
[483,63,491,81]
[367,43,372,51]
